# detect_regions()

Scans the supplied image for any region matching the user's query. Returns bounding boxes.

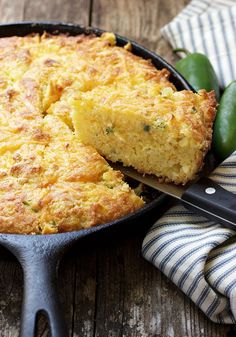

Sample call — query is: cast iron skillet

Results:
[0,22,193,337]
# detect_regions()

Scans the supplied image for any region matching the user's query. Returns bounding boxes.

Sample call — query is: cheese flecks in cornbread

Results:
[72,87,216,184]
[0,32,145,234]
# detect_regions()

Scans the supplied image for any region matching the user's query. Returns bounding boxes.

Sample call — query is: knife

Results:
[111,163,236,230]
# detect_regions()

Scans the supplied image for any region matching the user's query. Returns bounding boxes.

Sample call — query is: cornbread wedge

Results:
[72,87,216,185]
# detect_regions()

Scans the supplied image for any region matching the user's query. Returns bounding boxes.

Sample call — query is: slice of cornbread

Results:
[72,86,216,185]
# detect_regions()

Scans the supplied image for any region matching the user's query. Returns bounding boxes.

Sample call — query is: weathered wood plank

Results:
[65,240,97,337]
[92,234,231,337]
[0,251,23,337]
[92,0,189,64]
[0,0,25,22]
[23,0,90,25]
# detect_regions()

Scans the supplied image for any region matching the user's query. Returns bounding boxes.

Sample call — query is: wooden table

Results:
[0,1,234,336]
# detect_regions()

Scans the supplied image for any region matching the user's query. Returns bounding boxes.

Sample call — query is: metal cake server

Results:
[112,163,236,230]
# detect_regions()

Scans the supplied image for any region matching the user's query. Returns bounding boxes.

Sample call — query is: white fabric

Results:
[142,153,236,323]
[161,0,236,88]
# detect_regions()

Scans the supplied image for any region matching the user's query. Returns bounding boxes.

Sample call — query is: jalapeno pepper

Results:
[174,49,220,101]
[213,81,236,160]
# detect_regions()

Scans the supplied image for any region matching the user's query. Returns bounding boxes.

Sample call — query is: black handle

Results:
[0,232,82,337]
[20,250,68,337]
[182,177,236,229]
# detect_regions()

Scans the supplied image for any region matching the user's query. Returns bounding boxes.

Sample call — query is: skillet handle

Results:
[0,234,78,337]
[20,249,68,337]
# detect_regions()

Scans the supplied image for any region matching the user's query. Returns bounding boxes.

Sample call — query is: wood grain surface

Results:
[0,0,234,336]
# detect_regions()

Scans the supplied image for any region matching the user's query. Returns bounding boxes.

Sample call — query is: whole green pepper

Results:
[174,49,220,101]
[213,81,236,160]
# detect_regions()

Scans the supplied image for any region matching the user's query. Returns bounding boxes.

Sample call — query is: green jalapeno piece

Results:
[213,81,236,160]
[174,49,220,101]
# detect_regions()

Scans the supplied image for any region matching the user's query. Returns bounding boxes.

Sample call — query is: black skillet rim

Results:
[0,21,193,238]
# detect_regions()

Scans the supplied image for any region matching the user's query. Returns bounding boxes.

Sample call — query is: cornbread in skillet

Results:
[0,31,216,233]
[0,32,144,234]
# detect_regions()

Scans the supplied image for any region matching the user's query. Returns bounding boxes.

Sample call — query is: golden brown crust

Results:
[0,31,216,233]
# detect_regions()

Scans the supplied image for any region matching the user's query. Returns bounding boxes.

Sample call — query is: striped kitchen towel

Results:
[142,152,236,323]
[161,0,236,88]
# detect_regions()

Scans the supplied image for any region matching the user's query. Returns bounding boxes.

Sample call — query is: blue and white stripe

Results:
[142,152,236,323]
[161,0,236,87]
